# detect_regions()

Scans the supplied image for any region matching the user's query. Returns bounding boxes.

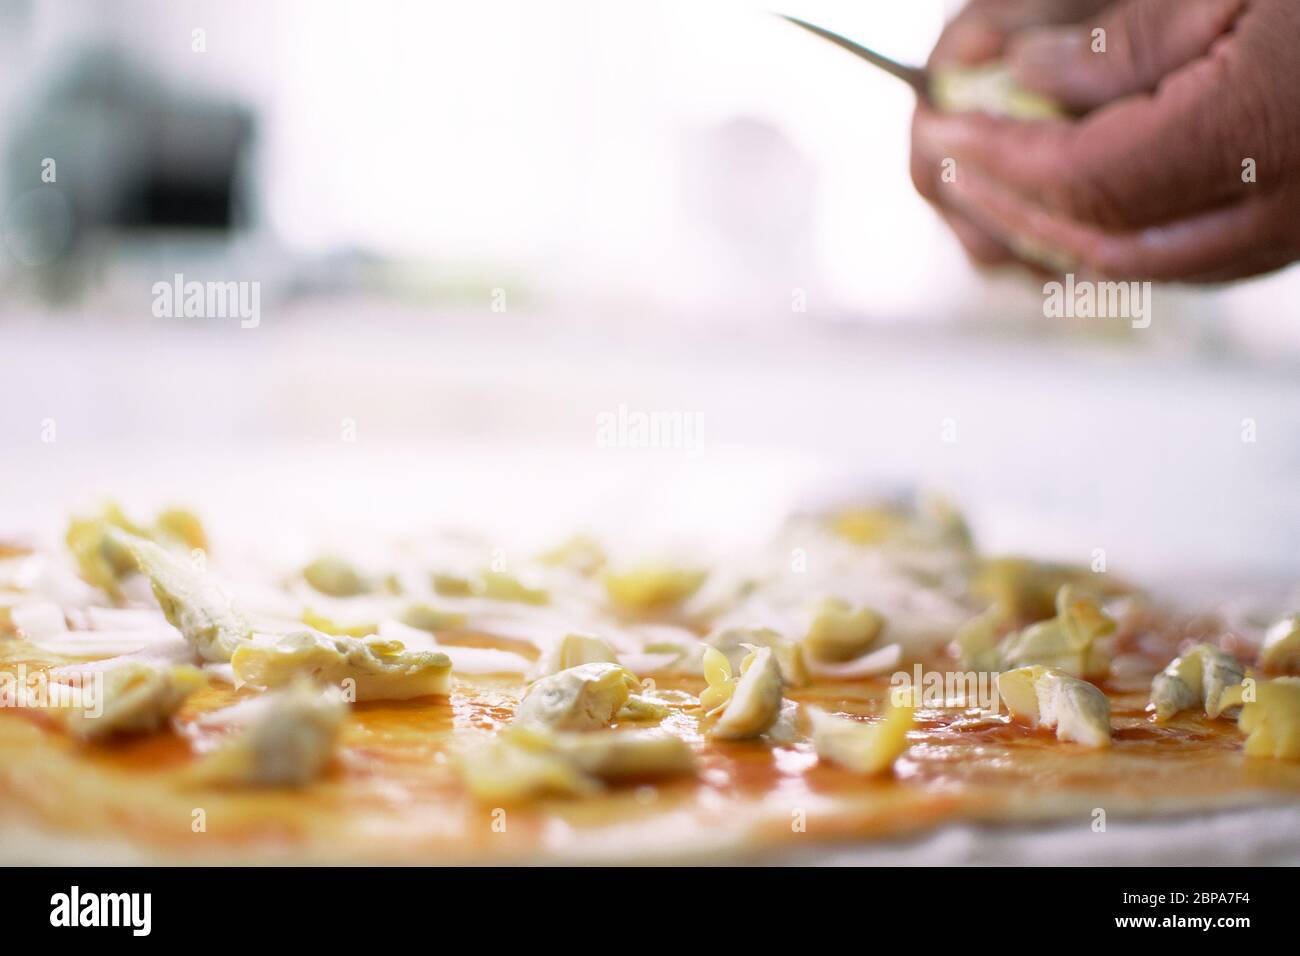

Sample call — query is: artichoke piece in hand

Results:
[63,662,206,741]
[930,62,1063,120]
[1149,643,1245,722]
[515,662,639,731]
[231,631,451,701]
[997,665,1111,748]
[806,702,914,775]
[109,529,251,662]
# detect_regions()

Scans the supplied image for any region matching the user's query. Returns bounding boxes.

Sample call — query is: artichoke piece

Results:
[604,565,706,614]
[189,682,347,787]
[807,702,915,775]
[550,729,695,780]
[431,573,474,597]
[515,662,639,731]
[831,506,907,546]
[953,606,1004,672]
[66,505,148,597]
[930,62,1063,120]
[533,632,619,678]
[400,603,468,633]
[537,536,607,576]
[1000,585,1114,679]
[705,626,808,687]
[109,529,251,662]
[971,557,1115,628]
[1149,644,1245,722]
[63,662,206,741]
[1237,677,1300,761]
[67,504,210,598]
[996,665,1111,748]
[231,631,451,701]
[154,508,208,552]
[803,598,885,664]
[302,609,375,638]
[303,556,369,597]
[480,571,549,605]
[699,646,736,715]
[710,645,784,740]
[617,693,673,722]
[1259,616,1300,675]
[459,727,600,803]
[458,725,695,803]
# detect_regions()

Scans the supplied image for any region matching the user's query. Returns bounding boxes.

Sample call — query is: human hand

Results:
[911,0,1300,282]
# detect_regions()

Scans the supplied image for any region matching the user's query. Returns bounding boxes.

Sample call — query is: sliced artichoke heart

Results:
[551,729,695,780]
[710,645,784,740]
[515,661,638,731]
[705,625,808,687]
[1148,643,1245,721]
[231,630,451,701]
[109,529,250,662]
[190,681,347,787]
[63,662,206,740]
[698,645,736,715]
[953,606,1004,672]
[480,571,549,605]
[1259,616,1300,675]
[1237,677,1300,761]
[1000,585,1114,679]
[807,702,914,775]
[459,725,694,802]
[604,564,706,613]
[399,603,468,633]
[303,556,369,597]
[458,727,600,803]
[533,632,619,679]
[997,665,1111,748]
[617,693,673,722]
[803,598,885,664]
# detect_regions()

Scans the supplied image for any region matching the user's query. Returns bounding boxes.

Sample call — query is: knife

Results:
[778,14,1062,119]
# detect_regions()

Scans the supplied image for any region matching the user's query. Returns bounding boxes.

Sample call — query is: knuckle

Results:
[1117,2,1164,87]
[1046,137,1129,226]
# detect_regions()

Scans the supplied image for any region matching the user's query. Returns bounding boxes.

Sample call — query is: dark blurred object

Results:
[4,47,254,298]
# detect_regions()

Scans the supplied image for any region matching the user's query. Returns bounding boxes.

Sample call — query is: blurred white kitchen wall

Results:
[2,0,1295,348]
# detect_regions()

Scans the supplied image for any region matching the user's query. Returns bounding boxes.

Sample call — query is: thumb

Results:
[1007,0,1245,111]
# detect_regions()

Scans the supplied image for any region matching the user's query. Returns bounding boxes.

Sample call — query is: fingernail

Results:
[1010,27,1087,70]
[916,113,975,157]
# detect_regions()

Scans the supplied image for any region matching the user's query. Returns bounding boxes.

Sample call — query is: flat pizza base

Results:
[3,663,1298,865]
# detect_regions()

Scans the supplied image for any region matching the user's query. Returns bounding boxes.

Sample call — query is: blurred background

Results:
[1,0,1298,602]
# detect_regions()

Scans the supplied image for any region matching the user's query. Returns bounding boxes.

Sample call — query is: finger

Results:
[944,167,1280,282]
[913,56,1252,229]
[929,0,1114,67]
[1007,0,1246,112]
[943,208,1017,265]
[911,105,1015,266]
